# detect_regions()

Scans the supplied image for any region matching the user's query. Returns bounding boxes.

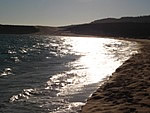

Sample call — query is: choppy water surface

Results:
[0,35,139,113]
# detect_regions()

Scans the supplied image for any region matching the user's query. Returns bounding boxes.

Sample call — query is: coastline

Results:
[81,39,150,113]
[0,33,150,112]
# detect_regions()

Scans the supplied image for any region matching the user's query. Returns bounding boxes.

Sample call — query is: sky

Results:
[0,0,150,26]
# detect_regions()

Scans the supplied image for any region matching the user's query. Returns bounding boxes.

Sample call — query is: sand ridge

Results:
[81,40,150,113]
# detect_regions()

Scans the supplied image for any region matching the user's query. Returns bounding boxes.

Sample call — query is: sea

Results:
[0,35,139,113]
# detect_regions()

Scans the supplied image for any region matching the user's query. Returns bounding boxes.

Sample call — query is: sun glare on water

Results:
[8,36,139,113]
[64,37,121,84]
[46,36,139,112]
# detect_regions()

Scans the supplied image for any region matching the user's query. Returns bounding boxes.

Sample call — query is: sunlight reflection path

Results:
[47,36,139,113]
[9,36,139,113]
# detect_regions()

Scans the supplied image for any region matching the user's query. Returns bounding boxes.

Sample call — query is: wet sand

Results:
[81,39,150,113]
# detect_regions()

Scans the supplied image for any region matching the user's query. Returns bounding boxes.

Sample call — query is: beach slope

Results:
[81,40,150,113]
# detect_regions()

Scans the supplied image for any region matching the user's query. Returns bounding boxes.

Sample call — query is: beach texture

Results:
[81,40,150,113]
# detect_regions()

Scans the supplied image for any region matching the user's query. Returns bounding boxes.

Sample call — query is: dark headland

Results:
[1,15,150,39]
[1,15,150,113]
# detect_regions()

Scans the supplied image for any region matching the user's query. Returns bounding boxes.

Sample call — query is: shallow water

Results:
[0,35,139,113]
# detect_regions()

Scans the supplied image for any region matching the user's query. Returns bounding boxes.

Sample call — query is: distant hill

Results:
[0,15,150,39]
[91,15,150,24]
[63,22,150,38]
[0,25,71,35]
[0,25,39,34]
[62,15,150,39]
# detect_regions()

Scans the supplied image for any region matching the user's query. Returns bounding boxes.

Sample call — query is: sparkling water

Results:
[0,35,139,113]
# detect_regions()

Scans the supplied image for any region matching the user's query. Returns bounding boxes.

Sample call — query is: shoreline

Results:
[0,33,149,112]
[81,39,150,113]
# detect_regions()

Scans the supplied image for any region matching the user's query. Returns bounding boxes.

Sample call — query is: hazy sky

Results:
[0,0,150,26]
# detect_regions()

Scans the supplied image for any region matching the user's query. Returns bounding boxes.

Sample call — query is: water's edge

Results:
[81,39,150,113]
[0,35,140,113]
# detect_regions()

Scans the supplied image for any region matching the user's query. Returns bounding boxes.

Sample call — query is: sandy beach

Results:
[81,39,150,113]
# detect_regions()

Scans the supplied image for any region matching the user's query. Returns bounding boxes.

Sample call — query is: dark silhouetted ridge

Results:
[91,15,150,24]
[0,15,150,39]
[0,25,39,34]
[62,15,150,39]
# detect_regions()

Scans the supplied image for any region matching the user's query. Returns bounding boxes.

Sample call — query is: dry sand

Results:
[81,39,150,113]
